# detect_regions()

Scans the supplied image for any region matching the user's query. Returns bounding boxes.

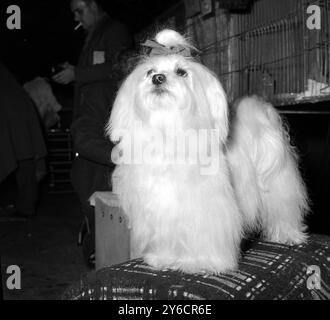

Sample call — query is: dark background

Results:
[0,0,180,82]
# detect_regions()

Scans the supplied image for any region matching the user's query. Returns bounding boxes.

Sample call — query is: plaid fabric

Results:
[63,234,330,300]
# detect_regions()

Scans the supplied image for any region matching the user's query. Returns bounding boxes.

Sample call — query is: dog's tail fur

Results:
[227,95,309,244]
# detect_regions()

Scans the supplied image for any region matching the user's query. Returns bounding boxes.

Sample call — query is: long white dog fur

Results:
[107,29,309,274]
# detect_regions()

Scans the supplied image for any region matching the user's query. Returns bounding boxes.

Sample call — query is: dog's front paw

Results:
[176,256,238,275]
[145,254,238,275]
[144,253,172,271]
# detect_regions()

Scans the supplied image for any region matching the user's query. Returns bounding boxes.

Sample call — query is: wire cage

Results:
[185,0,330,106]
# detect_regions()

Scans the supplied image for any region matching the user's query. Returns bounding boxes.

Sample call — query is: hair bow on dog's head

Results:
[141,39,192,58]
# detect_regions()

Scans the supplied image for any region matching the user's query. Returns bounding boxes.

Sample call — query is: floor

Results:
[0,179,90,300]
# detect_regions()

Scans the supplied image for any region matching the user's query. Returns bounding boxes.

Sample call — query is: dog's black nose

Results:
[152,74,166,85]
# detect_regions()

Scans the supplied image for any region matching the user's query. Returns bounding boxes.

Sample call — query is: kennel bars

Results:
[135,0,330,108]
[184,0,330,107]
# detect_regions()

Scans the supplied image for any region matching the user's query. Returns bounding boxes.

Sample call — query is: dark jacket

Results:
[70,15,132,208]
[0,62,47,183]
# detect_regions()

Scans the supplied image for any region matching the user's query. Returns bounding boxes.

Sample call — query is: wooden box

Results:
[90,192,131,270]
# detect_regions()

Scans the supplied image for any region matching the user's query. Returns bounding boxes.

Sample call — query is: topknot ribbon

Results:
[141,40,191,58]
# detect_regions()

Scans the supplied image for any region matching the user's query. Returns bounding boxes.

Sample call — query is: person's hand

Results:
[52,63,75,85]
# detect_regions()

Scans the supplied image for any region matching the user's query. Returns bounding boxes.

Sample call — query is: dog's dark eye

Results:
[176,68,188,77]
[147,69,155,76]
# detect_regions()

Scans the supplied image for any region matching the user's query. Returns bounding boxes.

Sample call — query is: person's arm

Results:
[70,100,114,166]
[75,22,133,85]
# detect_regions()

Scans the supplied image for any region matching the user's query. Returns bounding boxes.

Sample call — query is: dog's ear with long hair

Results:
[192,63,229,143]
[106,67,142,143]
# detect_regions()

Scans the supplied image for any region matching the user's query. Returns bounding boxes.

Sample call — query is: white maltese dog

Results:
[107,29,309,274]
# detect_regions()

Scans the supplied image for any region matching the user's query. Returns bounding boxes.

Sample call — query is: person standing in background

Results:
[0,61,47,220]
[52,0,133,267]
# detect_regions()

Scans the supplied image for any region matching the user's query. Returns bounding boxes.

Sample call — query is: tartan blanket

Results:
[63,234,330,300]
